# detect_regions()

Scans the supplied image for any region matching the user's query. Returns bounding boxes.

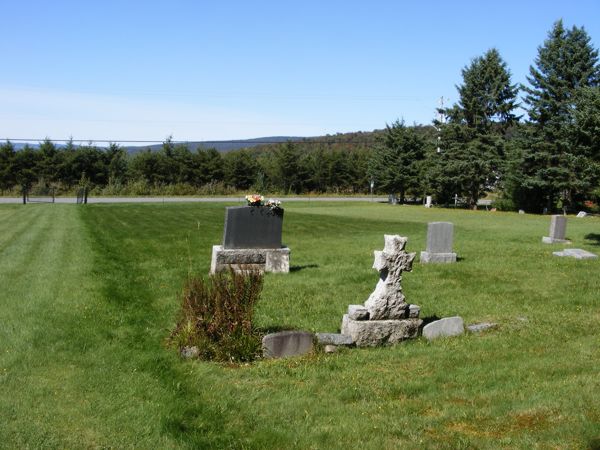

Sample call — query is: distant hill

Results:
[124,136,307,154]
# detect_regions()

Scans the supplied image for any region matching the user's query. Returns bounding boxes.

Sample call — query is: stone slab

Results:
[262,331,313,358]
[422,316,464,341]
[223,206,283,249]
[552,248,598,259]
[315,333,354,346]
[467,322,498,333]
[426,222,454,253]
[576,211,588,218]
[347,305,369,320]
[420,251,457,263]
[210,245,290,273]
[341,314,422,347]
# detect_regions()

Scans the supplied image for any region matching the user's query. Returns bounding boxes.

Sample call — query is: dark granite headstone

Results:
[222,206,283,249]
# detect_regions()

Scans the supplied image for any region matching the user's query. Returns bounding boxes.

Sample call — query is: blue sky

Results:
[1,0,598,143]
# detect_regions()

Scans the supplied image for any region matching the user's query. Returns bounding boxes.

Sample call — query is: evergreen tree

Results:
[368,120,425,202]
[434,48,518,207]
[516,20,600,211]
[449,48,520,131]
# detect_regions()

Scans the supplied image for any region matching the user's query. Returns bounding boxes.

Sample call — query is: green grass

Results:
[0,202,599,448]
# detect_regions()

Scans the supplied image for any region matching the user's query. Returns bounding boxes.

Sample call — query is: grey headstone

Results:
[347,305,369,321]
[421,222,457,263]
[341,315,422,347]
[467,322,498,333]
[518,209,525,214]
[315,333,354,346]
[223,206,283,249]
[426,222,454,253]
[422,316,464,341]
[576,211,588,218]
[552,248,598,259]
[543,215,569,243]
[262,331,313,358]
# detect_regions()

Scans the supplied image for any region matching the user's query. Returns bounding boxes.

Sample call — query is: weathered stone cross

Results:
[364,235,416,320]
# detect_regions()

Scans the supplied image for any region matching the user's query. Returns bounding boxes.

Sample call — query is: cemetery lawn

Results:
[0,202,599,449]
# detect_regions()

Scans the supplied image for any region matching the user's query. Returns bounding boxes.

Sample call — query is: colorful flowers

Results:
[245,194,282,210]
[245,194,264,206]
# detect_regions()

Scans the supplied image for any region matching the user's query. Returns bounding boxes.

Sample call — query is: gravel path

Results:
[0,196,388,204]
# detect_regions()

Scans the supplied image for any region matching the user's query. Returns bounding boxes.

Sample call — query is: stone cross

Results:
[364,235,416,320]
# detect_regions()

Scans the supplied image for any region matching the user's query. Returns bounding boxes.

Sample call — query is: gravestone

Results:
[340,235,422,347]
[262,331,313,358]
[223,206,282,249]
[425,196,432,208]
[576,211,588,218]
[542,215,570,244]
[420,222,457,263]
[210,205,290,273]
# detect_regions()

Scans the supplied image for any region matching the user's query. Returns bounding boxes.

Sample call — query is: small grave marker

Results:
[542,215,570,244]
[420,222,457,263]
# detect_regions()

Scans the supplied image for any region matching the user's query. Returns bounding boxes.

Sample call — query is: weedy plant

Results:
[170,268,264,362]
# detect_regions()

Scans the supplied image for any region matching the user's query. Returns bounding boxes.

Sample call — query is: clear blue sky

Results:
[1,0,598,143]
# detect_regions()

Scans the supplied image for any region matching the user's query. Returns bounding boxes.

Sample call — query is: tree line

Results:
[1,20,599,212]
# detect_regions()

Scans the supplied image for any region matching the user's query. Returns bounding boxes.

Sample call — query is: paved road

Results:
[0,196,388,204]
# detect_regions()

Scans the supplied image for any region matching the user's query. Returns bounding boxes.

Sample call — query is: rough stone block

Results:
[422,316,464,341]
[553,248,598,259]
[347,305,369,320]
[223,206,283,249]
[265,248,290,273]
[341,314,422,347]
[262,331,314,358]
[408,304,421,318]
[420,251,457,263]
[315,333,354,346]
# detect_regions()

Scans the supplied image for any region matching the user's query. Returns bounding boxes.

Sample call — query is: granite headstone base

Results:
[542,236,571,244]
[420,251,457,263]
[210,245,290,273]
[341,314,422,347]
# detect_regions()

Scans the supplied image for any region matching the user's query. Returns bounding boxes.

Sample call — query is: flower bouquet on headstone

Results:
[245,194,264,206]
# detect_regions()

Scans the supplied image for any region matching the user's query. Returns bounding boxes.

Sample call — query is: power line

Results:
[0,137,385,145]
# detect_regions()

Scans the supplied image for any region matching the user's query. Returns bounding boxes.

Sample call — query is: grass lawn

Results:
[0,201,598,449]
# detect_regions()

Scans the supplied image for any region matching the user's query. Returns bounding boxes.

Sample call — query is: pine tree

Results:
[368,120,425,202]
[516,20,600,211]
[434,48,518,207]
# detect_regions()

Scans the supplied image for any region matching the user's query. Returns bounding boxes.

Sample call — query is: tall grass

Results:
[170,269,264,362]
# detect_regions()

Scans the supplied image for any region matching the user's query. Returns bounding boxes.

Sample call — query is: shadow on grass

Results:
[585,233,600,246]
[290,264,319,272]
[420,315,442,328]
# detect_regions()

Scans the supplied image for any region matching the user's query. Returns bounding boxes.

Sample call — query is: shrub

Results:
[169,269,264,362]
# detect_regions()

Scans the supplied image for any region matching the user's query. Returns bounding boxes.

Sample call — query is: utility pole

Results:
[436,96,447,153]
